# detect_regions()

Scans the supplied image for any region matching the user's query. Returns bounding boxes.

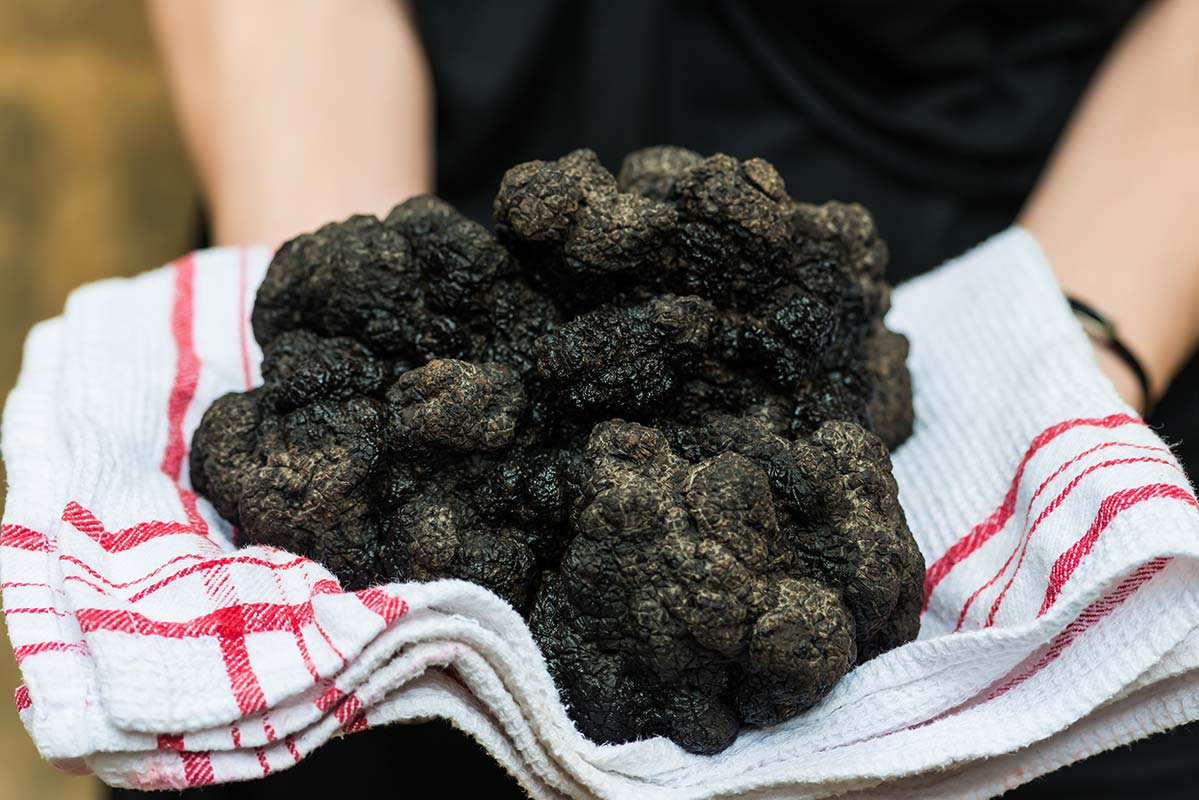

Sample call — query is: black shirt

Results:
[414,0,1140,282]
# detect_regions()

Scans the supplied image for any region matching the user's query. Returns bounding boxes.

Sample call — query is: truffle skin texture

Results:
[529,420,875,754]
[864,326,915,450]
[192,147,920,755]
[535,295,715,414]
[377,474,538,610]
[387,359,526,452]
[259,330,385,412]
[251,214,414,354]
[191,390,387,590]
[617,145,703,201]
[667,153,797,305]
[494,149,678,304]
[252,198,559,373]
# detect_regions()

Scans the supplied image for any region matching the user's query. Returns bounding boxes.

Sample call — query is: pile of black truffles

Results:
[190,147,923,754]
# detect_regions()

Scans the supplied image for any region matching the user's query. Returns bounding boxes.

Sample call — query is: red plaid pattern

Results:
[3,230,1199,797]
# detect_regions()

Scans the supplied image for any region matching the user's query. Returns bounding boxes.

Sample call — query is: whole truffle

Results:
[190,146,920,756]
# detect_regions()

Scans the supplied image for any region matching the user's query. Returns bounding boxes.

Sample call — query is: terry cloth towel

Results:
[2,227,1198,798]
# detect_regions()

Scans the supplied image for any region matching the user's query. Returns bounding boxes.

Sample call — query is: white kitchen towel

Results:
[2,227,1197,798]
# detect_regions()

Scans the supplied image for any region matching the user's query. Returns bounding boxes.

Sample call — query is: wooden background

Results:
[0,2,198,797]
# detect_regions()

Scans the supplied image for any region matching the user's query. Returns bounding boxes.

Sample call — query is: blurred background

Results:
[0,1,198,797]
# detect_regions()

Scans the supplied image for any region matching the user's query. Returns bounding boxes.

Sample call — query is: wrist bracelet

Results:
[1067,296,1154,417]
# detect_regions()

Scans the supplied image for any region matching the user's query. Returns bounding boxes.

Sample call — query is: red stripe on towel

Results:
[923,413,1142,612]
[0,524,51,552]
[952,454,1178,629]
[14,685,31,712]
[1040,485,1197,615]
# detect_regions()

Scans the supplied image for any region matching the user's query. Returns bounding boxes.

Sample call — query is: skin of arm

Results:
[1020,0,1199,412]
[147,0,433,248]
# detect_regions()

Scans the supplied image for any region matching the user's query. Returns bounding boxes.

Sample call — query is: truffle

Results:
[529,419,871,754]
[387,359,526,453]
[190,147,920,754]
[535,294,715,414]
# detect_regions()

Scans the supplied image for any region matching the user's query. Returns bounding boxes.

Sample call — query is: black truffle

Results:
[190,147,920,755]
[535,294,715,414]
[529,420,865,754]
[387,359,526,453]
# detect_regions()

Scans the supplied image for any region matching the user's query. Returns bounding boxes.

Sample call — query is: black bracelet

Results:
[1067,296,1154,417]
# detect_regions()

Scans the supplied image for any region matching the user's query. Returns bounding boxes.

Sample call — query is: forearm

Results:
[1019,0,1199,408]
[148,0,433,247]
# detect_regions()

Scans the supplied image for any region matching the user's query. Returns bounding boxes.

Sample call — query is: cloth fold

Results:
[2,227,1197,797]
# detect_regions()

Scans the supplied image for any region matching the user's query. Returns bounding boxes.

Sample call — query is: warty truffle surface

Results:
[190,147,920,754]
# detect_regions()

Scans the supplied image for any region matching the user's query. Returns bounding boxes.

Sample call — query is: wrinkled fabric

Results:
[2,228,1197,798]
